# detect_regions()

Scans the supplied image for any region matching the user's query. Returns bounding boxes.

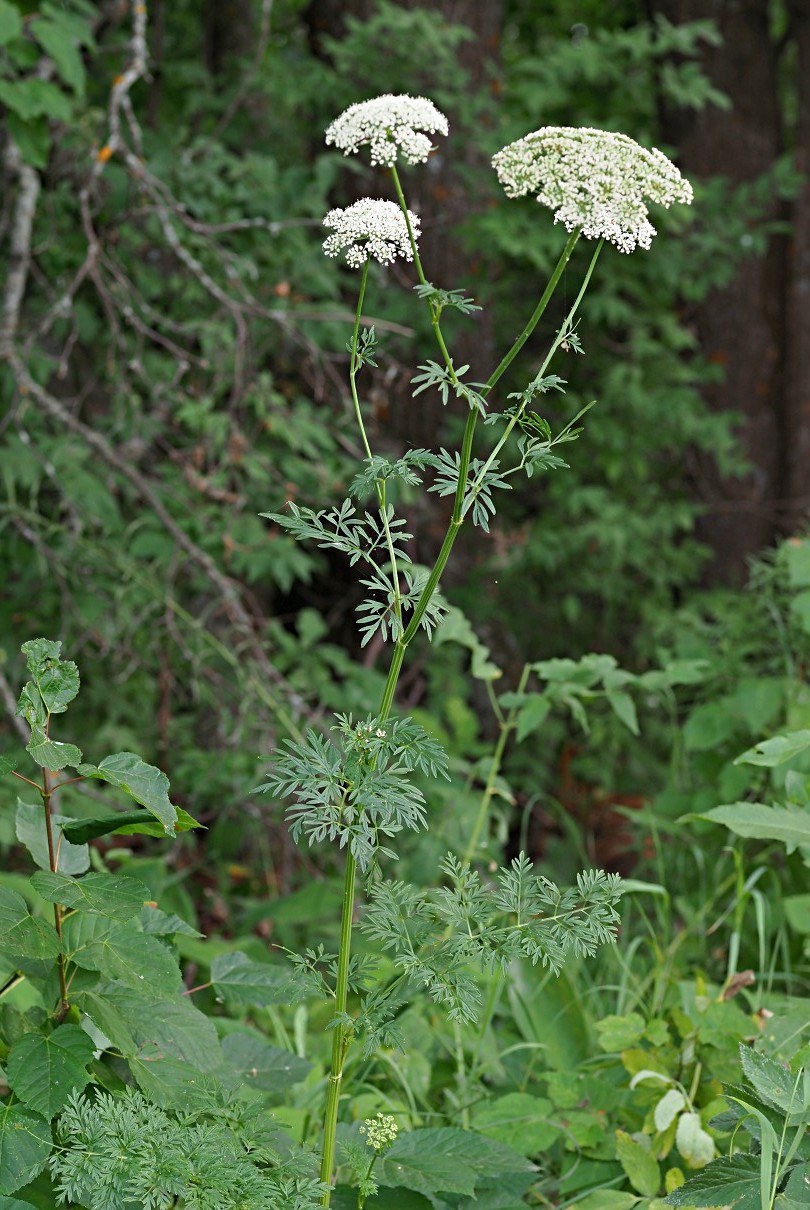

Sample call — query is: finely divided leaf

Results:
[78,753,177,836]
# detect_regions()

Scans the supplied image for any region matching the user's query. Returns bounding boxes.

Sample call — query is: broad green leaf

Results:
[0,78,71,121]
[664,1153,761,1207]
[569,1194,639,1210]
[0,887,61,960]
[693,802,810,852]
[74,989,136,1055]
[675,1111,714,1169]
[375,1128,534,1199]
[6,1024,94,1118]
[515,694,551,743]
[0,1102,52,1195]
[470,1092,559,1154]
[0,1,22,44]
[31,17,85,93]
[596,1012,646,1052]
[606,689,639,735]
[0,1196,42,1209]
[140,905,203,938]
[433,607,502,681]
[654,1089,686,1132]
[11,109,50,166]
[219,1033,312,1092]
[67,918,182,995]
[735,731,810,768]
[783,894,810,934]
[331,1187,433,1210]
[25,729,82,773]
[78,753,177,835]
[85,983,219,1070]
[15,800,89,875]
[211,951,309,1007]
[0,755,19,776]
[129,1056,222,1110]
[739,1044,810,1115]
[778,1162,810,1205]
[61,805,200,844]
[30,871,149,920]
[20,641,79,714]
[615,1129,660,1197]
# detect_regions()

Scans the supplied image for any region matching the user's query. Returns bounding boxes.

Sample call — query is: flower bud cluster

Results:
[325,94,449,166]
[323,199,420,268]
[492,126,693,252]
[359,1112,399,1154]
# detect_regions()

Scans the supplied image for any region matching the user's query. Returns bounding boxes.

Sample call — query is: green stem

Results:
[41,764,69,1018]
[465,238,603,515]
[462,663,531,865]
[350,260,373,461]
[319,848,357,1201]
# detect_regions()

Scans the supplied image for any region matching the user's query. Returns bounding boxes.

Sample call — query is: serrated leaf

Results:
[0,1102,52,1195]
[25,730,82,772]
[67,919,182,995]
[664,1153,761,1207]
[0,754,19,776]
[140,905,202,938]
[22,642,79,714]
[211,951,308,1007]
[15,800,89,875]
[0,887,61,960]
[219,1033,312,1092]
[735,731,810,767]
[739,1044,809,1115]
[375,1128,534,1199]
[675,1111,714,1169]
[129,1056,222,1110]
[0,1195,42,1209]
[80,983,219,1070]
[77,753,177,836]
[654,1089,686,1132]
[0,0,22,44]
[615,1129,660,1197]
[6,1025,94,1118]
[596,1012,646,1052]
[30,871,149,920]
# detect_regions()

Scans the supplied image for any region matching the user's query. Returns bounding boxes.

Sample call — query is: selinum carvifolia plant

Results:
[259,94,694,1205]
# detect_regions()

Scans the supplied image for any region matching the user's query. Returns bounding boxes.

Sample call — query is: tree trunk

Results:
[653,0,784,585]
[782,0,810,529]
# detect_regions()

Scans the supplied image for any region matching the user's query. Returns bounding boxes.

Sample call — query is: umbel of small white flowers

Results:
[325,93,449,166]
[493,126,693,253]
[322,198,420,268]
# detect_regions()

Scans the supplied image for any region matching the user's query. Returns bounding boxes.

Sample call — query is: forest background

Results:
[4,0,810,1207]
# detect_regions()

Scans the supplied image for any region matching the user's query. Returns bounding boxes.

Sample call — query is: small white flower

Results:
[323,198,420,268]
[359,1112,399,1153]
[492,126,693,253]
[326,94,449,166]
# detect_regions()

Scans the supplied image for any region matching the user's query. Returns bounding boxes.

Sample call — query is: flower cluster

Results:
[359,1113,399,1154]
[492,126,693,253]
[325,94,449,166]
[322,199,420,268]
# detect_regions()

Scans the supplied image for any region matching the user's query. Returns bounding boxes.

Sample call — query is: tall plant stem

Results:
[318,225,585,1206]
[41,767,69,1017]
[319,848,357,1200]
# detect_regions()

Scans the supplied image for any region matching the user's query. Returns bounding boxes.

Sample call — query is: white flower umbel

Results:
[325,94,449,166]
[492,126,693,253]
[323,198,420,268]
